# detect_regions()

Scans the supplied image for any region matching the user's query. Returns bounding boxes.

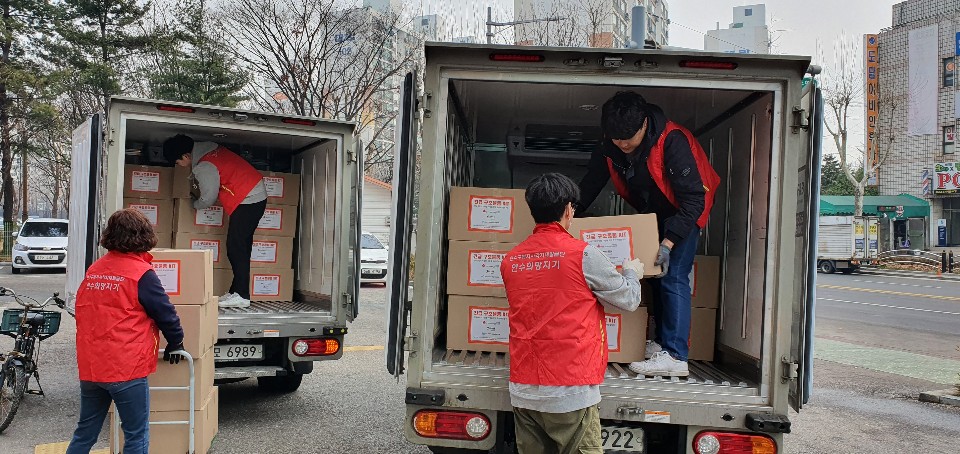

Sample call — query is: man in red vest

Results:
[501,173,644,453]
[164,134,267,308]
[578,91,720,378]
[67,208,184,454]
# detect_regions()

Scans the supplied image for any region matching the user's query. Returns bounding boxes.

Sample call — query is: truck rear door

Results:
[387,72,417,377]
[791,82,823,411]
[65,114,103,314]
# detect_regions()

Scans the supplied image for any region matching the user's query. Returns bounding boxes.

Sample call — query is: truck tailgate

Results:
[217,300,337,339]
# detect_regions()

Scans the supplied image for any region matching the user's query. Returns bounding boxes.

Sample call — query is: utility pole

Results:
[486,6,563,45]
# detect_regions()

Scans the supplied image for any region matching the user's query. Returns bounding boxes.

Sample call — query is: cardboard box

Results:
[150,249,214,305]
[689,308,717,361]
[251,235,294,268]
[260,171,301,206]
[255,204,297,238]
[149,348,214,411]
[605,306,648,363]
[173,233,229,268]
[446,241,516,297]
[447,187,536,243]
[173,298,218,357]
[154,233,173,250]
[690,256,720,309]
[124,165,173,200]
[173,199,229,235]
[570,214,662,277]
[111,386,219,454]
[125,197,175,233]
[446,296,510,353]
[171,164,198,199]
[212,267,295,301]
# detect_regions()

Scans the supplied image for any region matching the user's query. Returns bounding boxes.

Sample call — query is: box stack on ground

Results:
[445,187,534,353]
[110,248,219,454]
[123,165,174,248]
[689,255,721,361]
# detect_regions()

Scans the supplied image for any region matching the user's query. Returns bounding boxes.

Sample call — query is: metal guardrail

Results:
[878,249,955,272]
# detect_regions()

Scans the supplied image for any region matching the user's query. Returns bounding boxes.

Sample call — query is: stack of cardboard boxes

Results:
[110,249,219,454]
[689,255,721,361]
[123,165,175,248]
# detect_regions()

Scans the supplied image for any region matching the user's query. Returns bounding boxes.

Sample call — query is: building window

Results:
[744,8,753,16]
[946,126,957,154]
[944,57,955,87]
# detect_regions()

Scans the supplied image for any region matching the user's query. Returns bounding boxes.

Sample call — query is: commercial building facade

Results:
[704,4,770,54]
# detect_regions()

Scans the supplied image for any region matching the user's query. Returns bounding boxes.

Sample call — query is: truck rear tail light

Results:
[156,104,196,113]
[693,431,776,454]
[679,60,739,70]
[489,53,545,63]
[413,410,491,441]
[282,118,316,126]
[292,338,340,356]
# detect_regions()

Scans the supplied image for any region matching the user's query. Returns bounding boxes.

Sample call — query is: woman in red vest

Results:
[578,91,720,378]
[501,173,645,453]
[66,209,184,454]
[164,134,267,308]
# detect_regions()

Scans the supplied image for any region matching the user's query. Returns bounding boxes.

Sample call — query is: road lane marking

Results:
[851,279,941,289]
[817,284,960,302]
[34,442,108,454]
[344,345,384,352]
[817,297,960,316]
[858,272,960,284]
[814,338,960,385]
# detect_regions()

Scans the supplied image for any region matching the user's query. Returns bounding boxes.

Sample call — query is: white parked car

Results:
[11,218,69,274]
[359,232,388,285]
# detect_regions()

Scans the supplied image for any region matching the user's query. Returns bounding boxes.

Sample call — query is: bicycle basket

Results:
[0,309,62,335]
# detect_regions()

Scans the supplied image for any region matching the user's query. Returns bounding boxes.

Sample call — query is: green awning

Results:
[819,194,929,218]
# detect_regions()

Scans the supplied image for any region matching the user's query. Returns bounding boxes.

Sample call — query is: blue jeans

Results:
[66,378,149,454]
[650,228,700,362]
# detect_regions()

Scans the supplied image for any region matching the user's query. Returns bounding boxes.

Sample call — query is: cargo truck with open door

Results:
[387,43,820,453]
[68,97,361,393]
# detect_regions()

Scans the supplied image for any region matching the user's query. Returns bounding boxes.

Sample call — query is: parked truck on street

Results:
[387,43,821,453]
[817,215,880,274]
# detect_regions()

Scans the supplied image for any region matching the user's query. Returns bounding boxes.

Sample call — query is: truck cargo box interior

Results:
[121,120,340,313]
[433,78,776,402]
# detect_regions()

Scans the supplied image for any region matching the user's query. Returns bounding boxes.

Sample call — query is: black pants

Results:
[227,200,266,299]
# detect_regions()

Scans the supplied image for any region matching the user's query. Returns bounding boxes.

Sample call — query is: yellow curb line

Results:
[344,345,384,352]
[817,284,960,302]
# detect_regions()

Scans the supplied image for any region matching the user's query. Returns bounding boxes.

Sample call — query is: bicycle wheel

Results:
[0,362,27,433]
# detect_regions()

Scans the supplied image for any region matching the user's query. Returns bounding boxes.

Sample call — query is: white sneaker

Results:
[629,351,689,377]
[218,292,239,303]
[645,340,663,359]
[219,294,250,308]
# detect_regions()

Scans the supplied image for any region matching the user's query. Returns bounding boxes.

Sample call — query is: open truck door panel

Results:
[393,43,819,453]
[68,97,360,391]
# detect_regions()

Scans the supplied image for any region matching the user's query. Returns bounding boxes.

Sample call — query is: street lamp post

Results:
[485,6,563,45]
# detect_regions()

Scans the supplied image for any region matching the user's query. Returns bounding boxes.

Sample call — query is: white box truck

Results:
[386,43,821,453]
[67,98,362,392]
[817,215,880,274]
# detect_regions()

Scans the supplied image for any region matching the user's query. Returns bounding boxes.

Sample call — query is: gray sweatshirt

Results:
[509,244,643,414]
[191,142,267,210]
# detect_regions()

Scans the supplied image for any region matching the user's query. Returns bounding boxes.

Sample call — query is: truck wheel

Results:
[257,373,303,393]
[10,267,19,275]
[428,448,489,454]
[818,261,836,274]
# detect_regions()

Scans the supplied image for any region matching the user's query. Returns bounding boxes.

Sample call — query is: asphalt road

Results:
[1,268,958,453]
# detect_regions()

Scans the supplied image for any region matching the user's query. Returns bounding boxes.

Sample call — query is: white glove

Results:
[621,258,644,278]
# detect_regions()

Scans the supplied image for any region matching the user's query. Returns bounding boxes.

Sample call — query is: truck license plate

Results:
[601,426,643,452]
[214,344,263,361]
[35,254,58,261]
[361,269,379,275]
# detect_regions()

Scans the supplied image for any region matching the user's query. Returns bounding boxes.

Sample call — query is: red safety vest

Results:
[500,223,608,386]
[606,121,721,228]
[198,146,263,215]
[75,251,160,382]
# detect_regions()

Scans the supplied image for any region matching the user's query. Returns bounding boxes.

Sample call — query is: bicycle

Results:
[0,286,65,433]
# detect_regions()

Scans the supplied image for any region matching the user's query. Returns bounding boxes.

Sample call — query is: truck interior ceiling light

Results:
[693,431,776,454]
[412,410,491,441]
[156,104,196,113]
[489,53,545,62]
[282,117,317,126]
[679,60,739,70]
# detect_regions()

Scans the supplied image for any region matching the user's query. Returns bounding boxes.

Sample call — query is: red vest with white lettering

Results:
[500,223,608,386]
[198,146,263,215]
[606,121,721,228]
[75,251,160,382]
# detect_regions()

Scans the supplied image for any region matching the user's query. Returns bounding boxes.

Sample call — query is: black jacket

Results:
[138,269,184,346]
[578,106,706,244]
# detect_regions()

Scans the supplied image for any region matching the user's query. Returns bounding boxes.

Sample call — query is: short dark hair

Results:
[100,208,158,253]
[525,173,580,224]
[162,134,194,164]
[601,91,649,140]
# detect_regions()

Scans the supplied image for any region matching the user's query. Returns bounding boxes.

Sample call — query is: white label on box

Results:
[195,206,224,227]
[190,239,220,263]
[130,170,161,193]
[605,314,621,352]
[251,241,278,263]
[253,274,281,296]
[468,196,514,233]
[580,228,633,266]
[258,208,283,230]
[468,307,509,344]
[152,261,180,295]
[468,251,506,286]
[130,204,159,226]
[644,411,671,424]
[263,176,284,198]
